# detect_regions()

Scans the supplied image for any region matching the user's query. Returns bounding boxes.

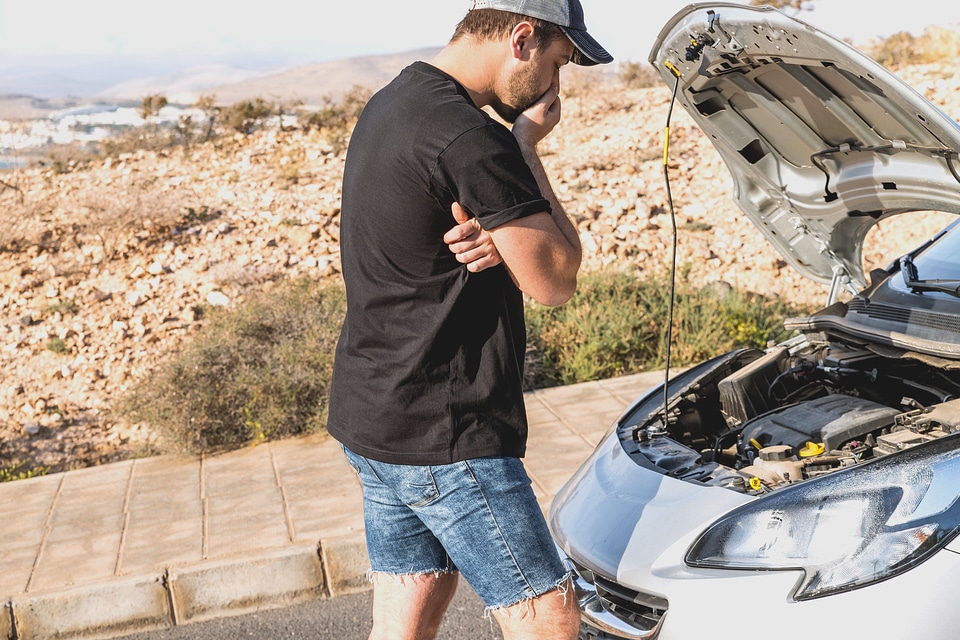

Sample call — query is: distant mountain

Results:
[94,48,442,107]
[98,64,280,103]
[0,94,100,120]
[0,48,443,119]
[196,48,443,107]
[0,53,259,101]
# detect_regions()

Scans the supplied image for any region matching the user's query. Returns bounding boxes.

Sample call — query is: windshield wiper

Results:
[900,255,960,297]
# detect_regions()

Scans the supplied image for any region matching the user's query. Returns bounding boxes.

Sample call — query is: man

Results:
[328,1,612,638]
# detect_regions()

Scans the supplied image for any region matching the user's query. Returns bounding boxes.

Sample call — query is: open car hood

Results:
[650,3,960,289]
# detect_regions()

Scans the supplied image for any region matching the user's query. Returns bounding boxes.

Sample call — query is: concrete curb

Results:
[320,535,372,598]
[5,537,370,640]
[10,574,170,640]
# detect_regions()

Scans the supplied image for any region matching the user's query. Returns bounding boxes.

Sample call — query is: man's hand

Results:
[444,202,502,272]
[512,81,562,147]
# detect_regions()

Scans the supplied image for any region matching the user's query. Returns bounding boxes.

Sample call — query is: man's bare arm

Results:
[488,84,582,307]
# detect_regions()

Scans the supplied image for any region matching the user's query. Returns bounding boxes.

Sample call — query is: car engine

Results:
[621,336,960,495]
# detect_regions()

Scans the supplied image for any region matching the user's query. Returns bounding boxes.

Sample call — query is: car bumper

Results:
[552,433,960,639]
[561,541,960,639]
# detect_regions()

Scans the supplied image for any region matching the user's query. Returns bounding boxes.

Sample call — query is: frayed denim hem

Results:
[366,568,460,585]
[482,570,574,620]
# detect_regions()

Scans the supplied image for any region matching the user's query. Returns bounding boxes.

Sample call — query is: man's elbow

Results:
[527,275,577,307]
[503,241,581,306]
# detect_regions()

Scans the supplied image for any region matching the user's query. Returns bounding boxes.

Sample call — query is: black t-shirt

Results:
[327,62,550,465]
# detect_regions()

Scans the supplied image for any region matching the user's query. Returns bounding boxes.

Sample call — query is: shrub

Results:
[45,298,79,316]
[194,94,221,141]
[524,270,808,389]
[301,85,371,154]
[139,94,169,121]
[41,142,98,174]
[120,278,346,454]
[525,271,663,388]
[46,337,70,355]
[619,61,660,89]
[222,98,274,135]
[70,180,200,262]
[668,280,801,362]
[301,85,370,131]
[0,461,48,483]
[120,270,806,454]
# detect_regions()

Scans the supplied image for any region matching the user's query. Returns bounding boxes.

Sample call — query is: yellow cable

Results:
[661,62,682,167]
[662,127,670,166]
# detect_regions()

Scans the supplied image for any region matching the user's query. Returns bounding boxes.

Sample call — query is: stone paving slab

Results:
[0,373,657,639]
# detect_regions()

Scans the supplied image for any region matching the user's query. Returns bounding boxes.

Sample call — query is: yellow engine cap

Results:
[799,441,826,457]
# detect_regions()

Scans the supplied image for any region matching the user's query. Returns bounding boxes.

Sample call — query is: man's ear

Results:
[509,21,536,61]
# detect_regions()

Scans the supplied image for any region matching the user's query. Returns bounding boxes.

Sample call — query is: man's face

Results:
[495,36,574,123]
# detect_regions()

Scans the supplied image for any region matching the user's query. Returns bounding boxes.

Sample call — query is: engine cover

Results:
[739,394,901,455]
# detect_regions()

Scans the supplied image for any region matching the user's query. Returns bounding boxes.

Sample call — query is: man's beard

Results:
[494,61,543,124]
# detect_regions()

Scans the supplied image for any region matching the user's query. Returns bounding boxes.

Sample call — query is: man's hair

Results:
[451,9,566,52]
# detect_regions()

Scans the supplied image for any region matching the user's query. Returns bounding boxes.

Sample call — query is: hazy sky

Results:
[2,0,959,69]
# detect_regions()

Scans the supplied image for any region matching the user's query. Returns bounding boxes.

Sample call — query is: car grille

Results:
[593,576,667,632]
[566,556,668,639]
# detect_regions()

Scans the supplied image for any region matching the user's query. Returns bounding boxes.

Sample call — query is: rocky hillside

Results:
[1,63,958,475]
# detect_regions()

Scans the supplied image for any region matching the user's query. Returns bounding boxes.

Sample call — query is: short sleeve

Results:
[432,122,551,230]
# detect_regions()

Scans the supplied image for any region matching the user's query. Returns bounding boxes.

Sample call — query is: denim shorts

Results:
[340,445,569,609]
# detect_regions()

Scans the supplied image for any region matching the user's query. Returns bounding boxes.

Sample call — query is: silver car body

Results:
[550,4,960,639]
[647,3,960,293]
[552,401,960,639]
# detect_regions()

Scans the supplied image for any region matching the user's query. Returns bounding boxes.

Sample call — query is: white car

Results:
[549,4,960,639]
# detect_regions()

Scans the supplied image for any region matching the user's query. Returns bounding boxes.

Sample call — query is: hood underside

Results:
[649,3,960,288]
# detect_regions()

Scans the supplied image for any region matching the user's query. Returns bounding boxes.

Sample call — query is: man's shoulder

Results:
[378,62,489,126]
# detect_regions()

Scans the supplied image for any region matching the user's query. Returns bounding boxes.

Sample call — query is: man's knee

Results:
[490,578,581,639]
[370,571,460,640]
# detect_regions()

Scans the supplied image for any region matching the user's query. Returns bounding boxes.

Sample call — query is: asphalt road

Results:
[116,578,503,640]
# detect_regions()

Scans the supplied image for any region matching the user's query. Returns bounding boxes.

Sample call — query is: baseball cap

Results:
[469,0,613,66]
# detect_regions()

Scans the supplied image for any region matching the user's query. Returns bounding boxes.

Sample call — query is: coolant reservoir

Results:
[741,445,803,487]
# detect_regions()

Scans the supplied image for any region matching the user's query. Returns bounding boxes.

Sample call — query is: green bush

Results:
[222,98,274,135]
[121,270,806,455]
[99,126,182,157]
[301,85,372,154]
[525,271,663,388]
[0,461,48,483]
[46,337,70,354]
[301,85,370,131]
[524,270,808,389]
[619,61,660,89]
[120,278,346,455]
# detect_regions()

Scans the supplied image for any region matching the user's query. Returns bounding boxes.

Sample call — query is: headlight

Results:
[686,433,960,600]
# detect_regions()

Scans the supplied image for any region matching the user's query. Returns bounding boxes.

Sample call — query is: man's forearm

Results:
[517,141,582,263]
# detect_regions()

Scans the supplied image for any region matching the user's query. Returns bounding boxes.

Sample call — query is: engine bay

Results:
[620,337,960,494]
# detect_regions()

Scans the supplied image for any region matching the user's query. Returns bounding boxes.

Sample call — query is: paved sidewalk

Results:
[0,371,666,639]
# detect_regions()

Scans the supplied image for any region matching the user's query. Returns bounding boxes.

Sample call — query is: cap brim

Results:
[562,27,613,66]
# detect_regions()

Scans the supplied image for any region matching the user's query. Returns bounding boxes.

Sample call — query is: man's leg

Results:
[341,445,462,639]
[369,571,460,640]
[421,457,580,640]
[490,576,580,640]
[341,446,579,640]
